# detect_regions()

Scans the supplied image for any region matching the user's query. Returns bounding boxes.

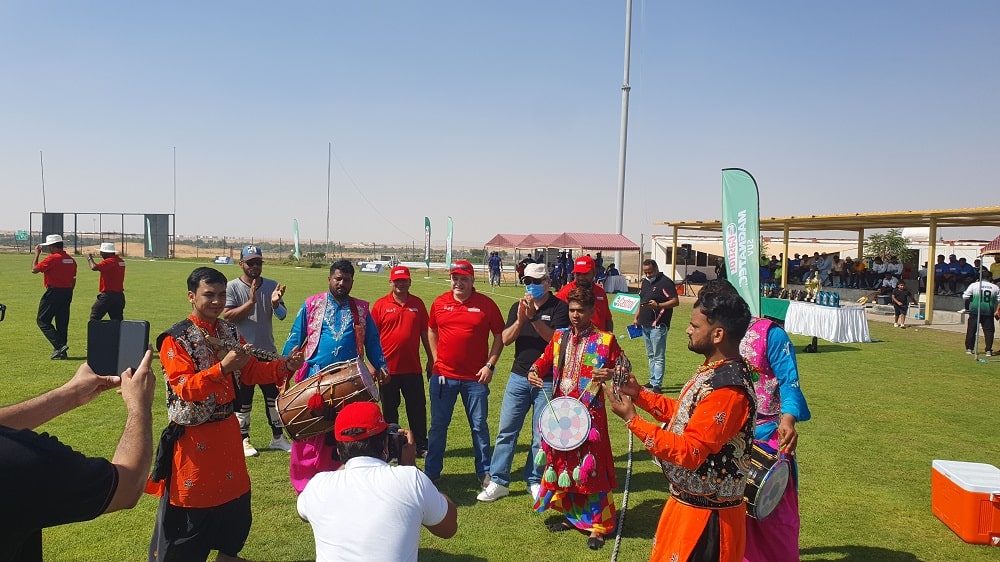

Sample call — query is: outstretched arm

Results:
[0,363,123,430]
[104,350,156,513]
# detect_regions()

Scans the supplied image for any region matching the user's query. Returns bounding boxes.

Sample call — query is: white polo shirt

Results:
[298,456,449,562]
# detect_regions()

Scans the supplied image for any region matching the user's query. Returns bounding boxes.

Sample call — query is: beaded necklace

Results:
[558,325,595,396]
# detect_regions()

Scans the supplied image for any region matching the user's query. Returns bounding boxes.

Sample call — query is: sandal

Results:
[546,521,574,532]
[588,535,605,550]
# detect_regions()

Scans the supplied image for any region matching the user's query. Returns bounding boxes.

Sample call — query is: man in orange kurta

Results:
[147,267,303,562]
[605,282,756,562]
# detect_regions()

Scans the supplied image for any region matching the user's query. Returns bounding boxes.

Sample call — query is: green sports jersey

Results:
[964,281,999,314]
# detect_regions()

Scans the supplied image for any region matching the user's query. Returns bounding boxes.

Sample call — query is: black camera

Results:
[386,423,407,464]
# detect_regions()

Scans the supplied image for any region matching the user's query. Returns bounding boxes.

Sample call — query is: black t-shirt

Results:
[505,294,570,377]
[0,426,119,561]
[637,272,678,327]
[891,288,913,306]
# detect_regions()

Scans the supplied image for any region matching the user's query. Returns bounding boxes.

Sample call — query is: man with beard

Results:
[424,260,504,488]
[371,265,433,457]
[605,282,756,562]
[633,259,678,394]
[282,259,388,492]
[556,255,613,332]
[223,245,291,456]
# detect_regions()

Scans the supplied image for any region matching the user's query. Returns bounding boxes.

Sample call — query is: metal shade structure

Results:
[981,233,1000,256]
[656,206,1000,324]
[485,232,639,252]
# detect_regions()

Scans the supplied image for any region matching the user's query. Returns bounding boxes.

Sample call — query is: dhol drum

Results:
[538,396,592,451]
[277,358,380,441]
[744,441,790,519]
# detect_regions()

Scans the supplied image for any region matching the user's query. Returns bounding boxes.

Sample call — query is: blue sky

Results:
[2,1,998,247]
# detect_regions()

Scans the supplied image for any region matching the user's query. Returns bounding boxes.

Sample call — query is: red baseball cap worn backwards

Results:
[334,402,388,442]
[450,260,475,276]
[572,255,595,274]
[389,265,411,281]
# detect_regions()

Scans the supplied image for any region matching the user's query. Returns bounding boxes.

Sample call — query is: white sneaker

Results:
[476,482,510,502]
[529,483,541,501]
[268,435,292,452]
[966,349,973,355]
[243,437,259,457]
[987,351,994,357]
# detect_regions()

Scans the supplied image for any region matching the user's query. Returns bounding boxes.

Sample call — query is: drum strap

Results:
[556,330,569,378]
[348,297,366,363]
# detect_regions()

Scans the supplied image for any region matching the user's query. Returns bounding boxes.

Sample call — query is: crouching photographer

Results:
[297,402,458,562]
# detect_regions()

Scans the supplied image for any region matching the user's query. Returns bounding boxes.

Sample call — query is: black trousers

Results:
[965,313,996,352]
[234,382,283,438]
[37,287,73,349]
[381,373,428,450]
[149,491,251,562]
[90,291,126,321]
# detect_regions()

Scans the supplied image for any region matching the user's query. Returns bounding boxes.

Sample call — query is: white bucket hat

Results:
[40,234,64,246]
[99,242,117,253]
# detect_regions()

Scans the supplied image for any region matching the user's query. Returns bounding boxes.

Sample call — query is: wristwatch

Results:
[485,362,496,372]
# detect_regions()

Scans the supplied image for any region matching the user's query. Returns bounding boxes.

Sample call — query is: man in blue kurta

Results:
[282,259,387,492]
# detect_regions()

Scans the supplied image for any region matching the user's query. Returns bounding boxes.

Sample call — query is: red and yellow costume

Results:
[625,359,755,562]
[532,326,620,535]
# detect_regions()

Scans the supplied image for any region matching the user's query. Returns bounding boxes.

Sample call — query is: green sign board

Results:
[15,230,28,241]
[610,293,640,315]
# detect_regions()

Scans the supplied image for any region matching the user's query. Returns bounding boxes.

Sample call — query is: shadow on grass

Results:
[800,545,923,561]
[614,498,664,540]
[417,550,488,562]
[809,344,863,353]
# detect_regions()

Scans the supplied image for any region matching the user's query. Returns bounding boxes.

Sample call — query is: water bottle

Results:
[833,292,840,307]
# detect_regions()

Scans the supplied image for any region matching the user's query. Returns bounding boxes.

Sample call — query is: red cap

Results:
[389,265,411,281]
[334,402,388,442]
[449,259,475,276]
[572,255,595,274]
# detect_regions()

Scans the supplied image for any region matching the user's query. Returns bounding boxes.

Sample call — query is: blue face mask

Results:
[525,283,546,299]
[644,275,657,283]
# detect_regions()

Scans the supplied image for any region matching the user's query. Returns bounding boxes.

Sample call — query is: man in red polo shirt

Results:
[371,265,434,457]
[556,255,613,332]
[32,234,78,359]
[425,260,504,488]
[87,242,127,321]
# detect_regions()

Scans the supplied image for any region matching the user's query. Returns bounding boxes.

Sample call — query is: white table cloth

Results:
[602,275,629,294]
[784,301,871,344]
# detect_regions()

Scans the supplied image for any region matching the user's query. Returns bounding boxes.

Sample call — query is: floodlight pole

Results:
[326,142,332,258]
[39,151,47,212]
[613,0,633,268]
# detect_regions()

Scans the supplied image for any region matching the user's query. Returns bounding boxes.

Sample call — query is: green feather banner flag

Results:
[293,219,301,261]
[721,168,761,318]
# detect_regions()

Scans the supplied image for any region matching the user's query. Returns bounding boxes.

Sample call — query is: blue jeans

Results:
[425,375,492,481]
[489,373,552,488]
[643,324,669,388]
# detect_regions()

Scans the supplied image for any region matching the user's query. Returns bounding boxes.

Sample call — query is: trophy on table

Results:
[805,270,821,303]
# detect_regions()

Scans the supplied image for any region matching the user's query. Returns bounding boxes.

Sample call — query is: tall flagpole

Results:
[614,0,633,268]
[326,142,332,257]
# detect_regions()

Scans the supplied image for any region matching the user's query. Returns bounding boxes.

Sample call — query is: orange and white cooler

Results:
[931,460,1000,546]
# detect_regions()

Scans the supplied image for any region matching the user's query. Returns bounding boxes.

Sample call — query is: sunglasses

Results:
[523,277,547,285]
[450,263,472,272]
[244,259,263,267]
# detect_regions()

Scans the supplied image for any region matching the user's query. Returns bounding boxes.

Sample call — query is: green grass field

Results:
[1,253,998,561]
